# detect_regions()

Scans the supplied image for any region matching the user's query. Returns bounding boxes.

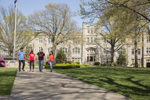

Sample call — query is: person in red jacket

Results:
[29,50,35,72]
[49,51,54,72]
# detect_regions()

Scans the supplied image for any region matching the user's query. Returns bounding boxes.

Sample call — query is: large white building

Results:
[28,22,150,68]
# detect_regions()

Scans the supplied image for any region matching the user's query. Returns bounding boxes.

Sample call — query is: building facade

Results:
[28,22,150,68]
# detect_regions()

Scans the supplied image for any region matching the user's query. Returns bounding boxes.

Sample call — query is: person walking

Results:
[37,48,45,72]
[17,47,26,72]
[29,50,35,72]
[49,51,54,72]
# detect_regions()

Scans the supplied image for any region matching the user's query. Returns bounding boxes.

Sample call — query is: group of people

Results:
[17,47,54,72]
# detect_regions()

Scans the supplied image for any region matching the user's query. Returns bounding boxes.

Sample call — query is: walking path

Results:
[8,67,132,100]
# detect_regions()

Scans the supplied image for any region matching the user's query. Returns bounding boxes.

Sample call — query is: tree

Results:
[56,48,67,63]
[105,0,150,22]
[117,48,128,66]
[95,17,127,66]
[28,3,80,63]
[80,0,149,67]
[0,6,37,57]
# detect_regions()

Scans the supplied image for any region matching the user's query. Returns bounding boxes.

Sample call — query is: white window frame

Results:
[138,49,140,55]
[39,47,42,52]
[132,49,134,55]
[39,37,43,44]
[48,38,52,44]
[147,37,150,43]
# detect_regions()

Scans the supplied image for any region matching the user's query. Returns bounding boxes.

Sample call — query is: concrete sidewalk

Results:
[9,67,132,100]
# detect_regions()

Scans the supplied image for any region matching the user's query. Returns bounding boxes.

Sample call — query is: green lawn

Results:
[0,68,18,95]
[53,66,150,100]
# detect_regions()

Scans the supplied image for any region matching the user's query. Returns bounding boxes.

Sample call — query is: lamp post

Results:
[13,0,17,60]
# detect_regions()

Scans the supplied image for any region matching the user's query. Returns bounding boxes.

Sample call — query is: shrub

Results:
[45,64,80,69]
[130,62,140,67]
[83,64,90,67]
[65,61,71,64]
[56,48,67,63]
[101,64,106,66]
[108,62,117,66]
[94,62,100,65]
[71,61,75,64]
[114,62,117,66]
[76,62,80,64]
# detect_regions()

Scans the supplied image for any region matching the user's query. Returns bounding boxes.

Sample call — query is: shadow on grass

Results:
[53,66,150,99]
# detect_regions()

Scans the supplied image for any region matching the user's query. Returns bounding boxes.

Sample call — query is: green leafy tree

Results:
[0,6,37,57]
[117,48,128,66]
[56,48,67,63]
[28,3,80,63]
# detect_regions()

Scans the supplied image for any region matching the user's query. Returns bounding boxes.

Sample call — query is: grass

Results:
[53,66,150,100]
[0,68,18,95]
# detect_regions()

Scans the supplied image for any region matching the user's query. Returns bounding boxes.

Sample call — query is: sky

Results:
[0,0,90,28]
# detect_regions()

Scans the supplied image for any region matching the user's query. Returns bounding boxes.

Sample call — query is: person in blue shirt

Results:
[17,47,26,72]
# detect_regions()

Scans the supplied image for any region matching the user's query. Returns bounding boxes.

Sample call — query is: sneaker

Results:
[32,70,34,72]
[50,71,52,72]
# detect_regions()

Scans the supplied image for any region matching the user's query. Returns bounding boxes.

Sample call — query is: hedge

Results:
[83,64,90,67]
[108,62,117,66]
[101,64,106,66]
[94,62,100,65]
[130,62,140,67]
[45,64,80,69]
[76,62,80,64]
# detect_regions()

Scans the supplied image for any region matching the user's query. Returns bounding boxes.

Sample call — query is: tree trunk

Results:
[134,40,138,68]
[52,44,57,64]
[111,45,115,66]
[9,50,12,57]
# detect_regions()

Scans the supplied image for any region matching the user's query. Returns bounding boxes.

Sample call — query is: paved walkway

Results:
[9,67,132,100]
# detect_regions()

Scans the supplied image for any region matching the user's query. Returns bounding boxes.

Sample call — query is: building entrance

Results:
[87,56,95,62]
[87,48,96,62]
[146,62,150,68]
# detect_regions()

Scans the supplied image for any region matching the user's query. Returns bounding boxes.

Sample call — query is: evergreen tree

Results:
[117,48,128,66]
[56,48,67,63]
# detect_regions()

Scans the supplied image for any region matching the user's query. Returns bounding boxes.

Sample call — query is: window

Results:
[73,48,80,54]
[91,37,93,43]
[75,48,77,54]
[88,29,90,33]
[94,37,96,42]
[138,49,140,55]
[132,59,134,63]
[138,59,141,64]
[147,47,150,54]
[138,38,140,42]
[132,49,134,55]
[104,49,110,54]
[39,37,43,43]
[91,29,93,34]
[78,48,80,54]
[94,29,96,33]
[87,37,89,42]
[39,47,42,51]
[48,38,52,44]
[147,37,150,43]
[73,48,75,54]
[48,47,52,53]
[63,48,67,53]
[72,58,74,62]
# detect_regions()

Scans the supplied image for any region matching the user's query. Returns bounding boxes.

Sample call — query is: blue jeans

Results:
[49,61,54,71]
[39,60,43,71]
[30,61,34,70]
